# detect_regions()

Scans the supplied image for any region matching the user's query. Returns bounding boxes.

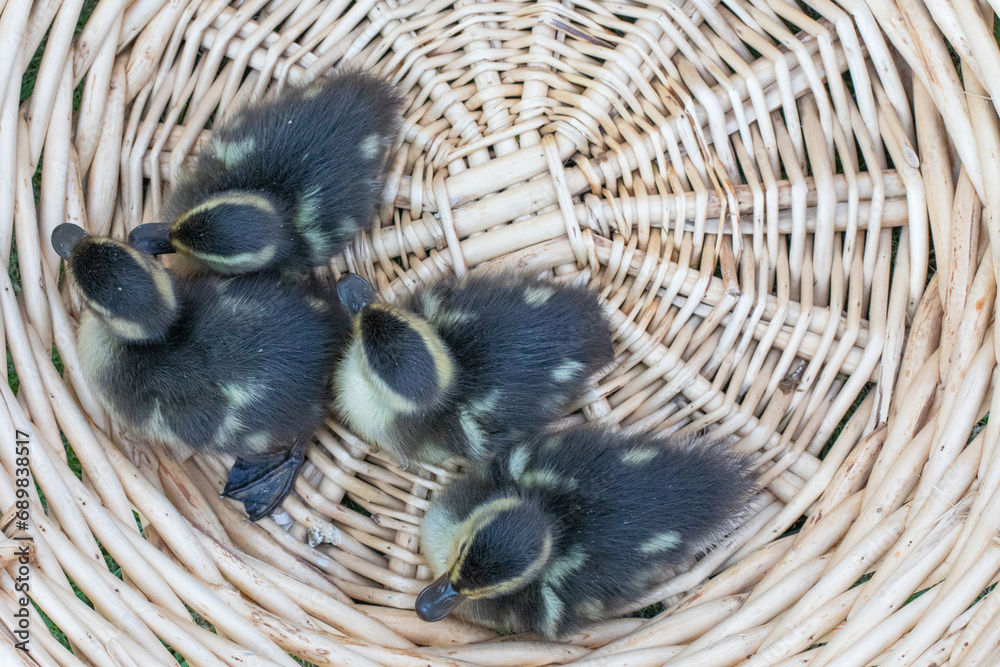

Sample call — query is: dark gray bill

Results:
[337,273,379,316]
[51,223,88,260]
[128,222,175,256]
[415,573,466,622]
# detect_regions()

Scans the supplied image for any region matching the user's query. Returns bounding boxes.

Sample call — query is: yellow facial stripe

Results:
[174,192,276,228]
[458,533,554,600]
[100,315,153,342]
[172,240,277,273]
[446,496,554,599]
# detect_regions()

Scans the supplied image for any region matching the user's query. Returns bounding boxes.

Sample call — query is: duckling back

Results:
[80,271,350,456]
[159,70,403,274]
[419,427,757,637]
[335,273,614,464]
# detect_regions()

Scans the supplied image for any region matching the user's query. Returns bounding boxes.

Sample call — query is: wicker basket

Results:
[3,0,1000,664]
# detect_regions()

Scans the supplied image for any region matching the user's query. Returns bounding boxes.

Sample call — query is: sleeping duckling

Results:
[52,223,351,520]
[415,427,757,637]
[128,69,403,275]
[333,273,614,466]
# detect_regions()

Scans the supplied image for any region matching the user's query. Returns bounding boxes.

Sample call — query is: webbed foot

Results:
[222,438,308,520]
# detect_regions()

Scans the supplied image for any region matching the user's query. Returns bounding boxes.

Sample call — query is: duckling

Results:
[127,69,403,275]
[333,272,614,466]
[52,223,351,520]
[415,427,757,637]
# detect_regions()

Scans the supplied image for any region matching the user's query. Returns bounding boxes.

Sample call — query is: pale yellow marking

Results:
[640,531,682,554]
[211,136,257,168]
[174,192,276,228]
[173,243,277,274]
[468,388,501,416]
[100,315,154,342]
[434,309,476,329]
[338,216,358,232]
[360,133,383,160]
[542,436,563,451]
[575,598,605,620]
[521,469,577,491]
[420,503,460,576]
[525,285,556,306]
[307,296,329,312]
[621,448,659,465]
[552,359,584,383]
[459,408,487,460]
[334,339,415,459]
[145,402,183,448]
[507,445,530,481]
[244,431,273,453]
[541,547,587,588]
[301,83,324,100]
[539,585,564,638]
[420,292,443,321]
[221,383,262,409]
[213,408,245,449]
[295,187,325,258]
[299,223,329,259]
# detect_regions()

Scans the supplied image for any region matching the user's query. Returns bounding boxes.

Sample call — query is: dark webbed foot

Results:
[337,273,379,316]
[222,438,308,520]
[128,222,175,256]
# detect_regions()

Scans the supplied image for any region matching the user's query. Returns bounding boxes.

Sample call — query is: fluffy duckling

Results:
[415,427,757,637]
[52,223,351,520]
[128,69,403,275]
[333,273,614,465]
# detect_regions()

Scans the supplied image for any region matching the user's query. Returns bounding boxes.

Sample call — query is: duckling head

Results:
[53,224,179,343]
[133,191,291,274]
[346,302,456,412]
[416,495,555,622]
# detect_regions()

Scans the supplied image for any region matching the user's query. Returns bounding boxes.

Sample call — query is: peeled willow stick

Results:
[877,497,1000,665]
[674,555,829,658]
[849,434,984,614]
[28,327,135,526]
[420,641,589,667]
[745,587,862,666]
[114,522,304,667]
[589,595,746,658]
[632,498,783,611]
[827,499,970,664]
[194,528,414,649]
[808,587,935,667]
[747,492,862,604]
[758,507,907,650]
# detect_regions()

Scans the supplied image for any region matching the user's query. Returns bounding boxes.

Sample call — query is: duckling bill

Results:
[334,273,614,466]
[416,427,757,637]
[129,69,403,275]
[52,223,351,520]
